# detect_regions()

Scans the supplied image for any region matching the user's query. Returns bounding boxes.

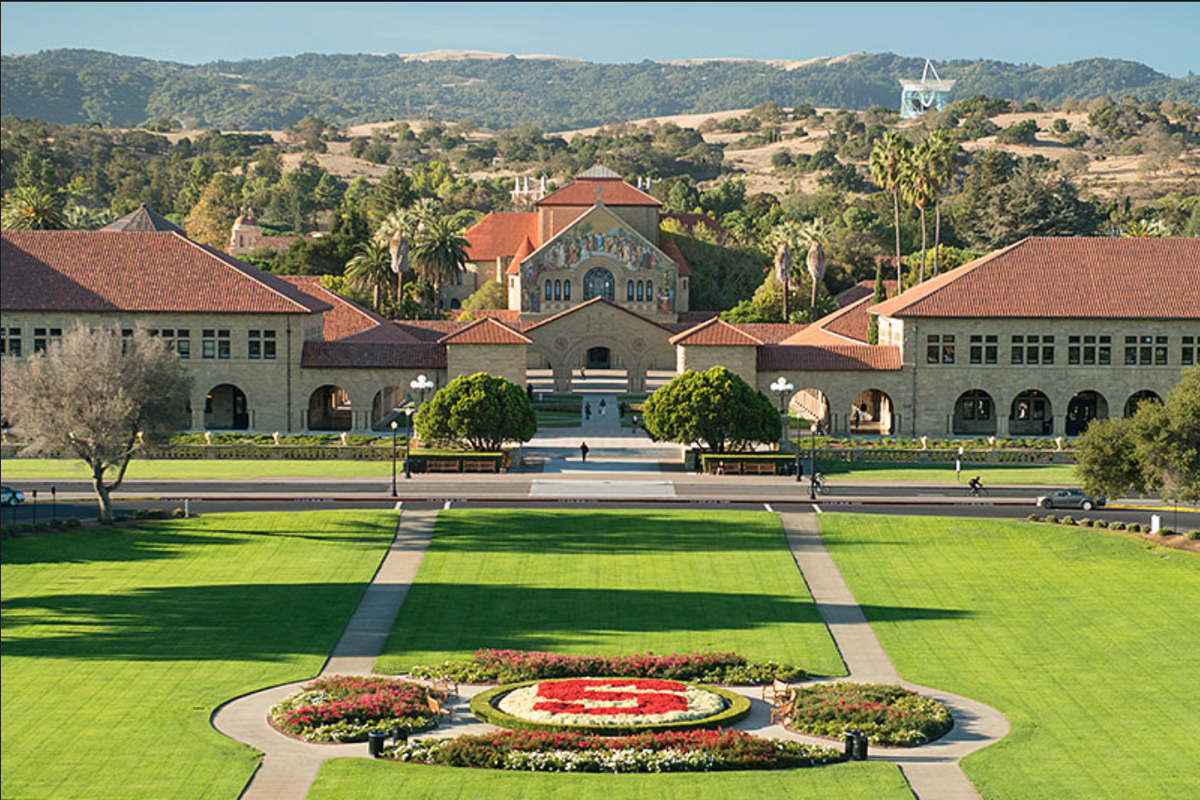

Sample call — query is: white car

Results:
[1,486,26,506]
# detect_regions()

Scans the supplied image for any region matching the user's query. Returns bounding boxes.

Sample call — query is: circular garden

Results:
[785,682,953,746]
[268,675,437,742]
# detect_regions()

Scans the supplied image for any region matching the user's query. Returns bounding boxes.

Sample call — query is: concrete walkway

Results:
[780,511,1011,799]
[211,509,438,800]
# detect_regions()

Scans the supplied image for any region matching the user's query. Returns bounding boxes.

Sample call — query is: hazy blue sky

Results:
[3,2,1198,76]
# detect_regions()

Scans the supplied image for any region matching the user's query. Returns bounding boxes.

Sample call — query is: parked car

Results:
[1,486,26,506]
[1036,488,1106,511]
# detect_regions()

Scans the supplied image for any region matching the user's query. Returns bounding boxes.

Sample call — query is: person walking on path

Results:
[579,442,590,462]
[585,402,592,420]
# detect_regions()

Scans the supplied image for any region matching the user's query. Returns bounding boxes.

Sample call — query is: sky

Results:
[2,2,1198,77]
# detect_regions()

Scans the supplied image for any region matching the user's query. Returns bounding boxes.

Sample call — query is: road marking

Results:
[811,504,823,514]
[763,503,774,513]
[443,500,452,510]
[394,501,403,510]
[529,480,676,499]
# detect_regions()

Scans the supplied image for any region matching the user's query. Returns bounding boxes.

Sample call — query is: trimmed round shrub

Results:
[1061,516,1076,526]
[1078,518,1093,527]
[471,678,750,736]
[1128,523,1143,533]
[1187,530,1199,541]
[1159,528,1175,536]
[1045,514,1059,524]
[269,675,436,742]
[788,682,952,746]
[1110,521,1126,531]
[1095,519,1109,528]
[1027,514,1042,522]
[63,517,82,529]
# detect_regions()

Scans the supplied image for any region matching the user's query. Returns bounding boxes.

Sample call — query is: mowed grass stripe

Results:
[819,514,1200,800]
[377,510,844,676]
[1,511,398,800]
[309,757,913,799]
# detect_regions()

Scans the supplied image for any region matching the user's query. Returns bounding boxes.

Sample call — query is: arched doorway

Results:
[586,347,611,370]
[204,384,249,430]
[1066,391,1108,436]
[953,390,996,435]
[371,386,408,430]
[1124,390,1162,417]
[583,267,615,301]
[850,389,894,435]
[308,385,352,431]
[1010,389,1052,436]
[790,388,830,434]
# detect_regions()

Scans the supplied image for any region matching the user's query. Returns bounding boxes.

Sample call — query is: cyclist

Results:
[813,471,827,493]
[968,476,984,496]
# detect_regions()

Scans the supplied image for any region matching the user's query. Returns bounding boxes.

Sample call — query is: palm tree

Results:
[901,140,936,285]
[376,209,420,319]
[869,132,912,288]
[768,220,803,322]
[926,131,958,276]
[345,240,394,314]
[1,186,66,230]
[799,220,827,321]
[412,214,469,311]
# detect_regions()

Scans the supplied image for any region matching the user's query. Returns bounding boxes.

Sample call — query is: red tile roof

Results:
[1,230,330,315]
[834,279,899,308]
[464,212,538,261]
[870,237,1200,320]
[677,311,720,324]
[524,296,674,333]
[438,317,532,345]
[669,317,763,347]
[301,341,446,369]
[101,204,185,233]
[729,323,808,344]
[538,177,661,208]
[659,236,692,277]
[757,344,902,371]
[279,275,417,342]
[506,235,537,276]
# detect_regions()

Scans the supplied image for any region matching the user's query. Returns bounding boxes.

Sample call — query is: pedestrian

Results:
[585,402,591,419]
[580,442,589,462]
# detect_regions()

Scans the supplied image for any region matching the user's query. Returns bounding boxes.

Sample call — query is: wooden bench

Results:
[742,462,778,475]
[426,692,453,723]
[462,460,498,473]
[762,678,791,703]
[425,460,461,473]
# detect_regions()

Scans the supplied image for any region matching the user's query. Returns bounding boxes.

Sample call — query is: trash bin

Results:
[843,730,857,760]
[853,732,869,761]
[368,730,387,758]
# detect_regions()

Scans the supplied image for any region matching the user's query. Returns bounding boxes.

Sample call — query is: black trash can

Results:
[853,732,869,761]
[843,731,857,760]
[368,730,387,758]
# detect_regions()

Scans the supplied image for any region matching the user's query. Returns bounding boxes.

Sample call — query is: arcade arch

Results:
[308,384,352,431]
[1010,389,1052,436]
[953,390,996,435]
[205,384,249,430]
[1124,390,1162,417]
[1065,390,1108,436]
[790,388,830,433]
[370,386,409,430]
[850,389,894,435]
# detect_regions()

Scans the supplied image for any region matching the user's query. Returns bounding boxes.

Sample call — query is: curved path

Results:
[212,506,1009,800]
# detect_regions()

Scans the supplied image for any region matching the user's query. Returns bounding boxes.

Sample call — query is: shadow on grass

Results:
[2,582,370,661]
[431,511,787,555]
[387,583,970,655]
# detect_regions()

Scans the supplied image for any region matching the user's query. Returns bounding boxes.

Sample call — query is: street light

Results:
[411,374,434,405]
[403,406,415,479]
[770,377,794,454]
[390,420,399,497]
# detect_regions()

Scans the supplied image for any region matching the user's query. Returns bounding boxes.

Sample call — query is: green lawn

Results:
[0,457,396,481]
[376,510,845,676]
[309,759,912,800]
[536,410,582,428]
[1,510,397,799]
[820,514,1200,800]
[818,461,1077,485]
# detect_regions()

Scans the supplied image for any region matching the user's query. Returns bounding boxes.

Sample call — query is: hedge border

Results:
[470,679,751,736]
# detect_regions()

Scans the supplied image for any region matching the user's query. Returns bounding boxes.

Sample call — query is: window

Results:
[1012,335,1024,365]
[1184,336,1197,366]
[647,280,654,300]
[203,329,216,359]
[545,281,552,301]
[0,327,21,357]
[627,281,634,301]
[1099,335,1111,365]
[176,329,191,359]
[554,280,561,301]
[563,280,571,301]
[34,327,48,353]
[927,335,955,364]
[217,329,230,359]
[970,335,998,365]
[636,281,644,301]
[248,329,276,360]
[1125,335,1137,365]
[1155,335,1168,365]
[1042,335,1055,365]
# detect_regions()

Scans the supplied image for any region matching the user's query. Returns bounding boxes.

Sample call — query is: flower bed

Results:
[410,648,804,685]
[472,678,751,735]
[268,675,437,742]
[787,682,952,746]
[387,728,841,772]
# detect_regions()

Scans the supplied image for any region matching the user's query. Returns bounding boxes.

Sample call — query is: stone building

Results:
[2,170,1197,439]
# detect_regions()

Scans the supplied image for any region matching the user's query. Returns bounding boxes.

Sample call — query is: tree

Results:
[869,132,911,288]
[867,264,886,345]
[1075,368,1200,503]
[345,239,394,314]
[1,185,66,230]
[800,221,828,321]
[412,214,469,310]
[1,326,191,523]
[901,139,936,283]
[414,372,536,451]
[183,173,242,249]
[926,131,958,276]
[459,279,508,317]
[642,367,780,453]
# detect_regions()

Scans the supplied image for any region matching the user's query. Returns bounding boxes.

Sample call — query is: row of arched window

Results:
[627,280,653,302]
[544,279,573,301]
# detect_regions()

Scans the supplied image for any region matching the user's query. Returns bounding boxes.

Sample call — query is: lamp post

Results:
[809,424,817,497]
[390,420,399,497]
[770,377,794,454]
[403,407,414,479]
[411,374,434,406]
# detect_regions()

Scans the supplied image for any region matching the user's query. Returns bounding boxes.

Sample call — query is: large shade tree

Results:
[643,366,780,453]
[414,372,536,451]
[1,326,191,523]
